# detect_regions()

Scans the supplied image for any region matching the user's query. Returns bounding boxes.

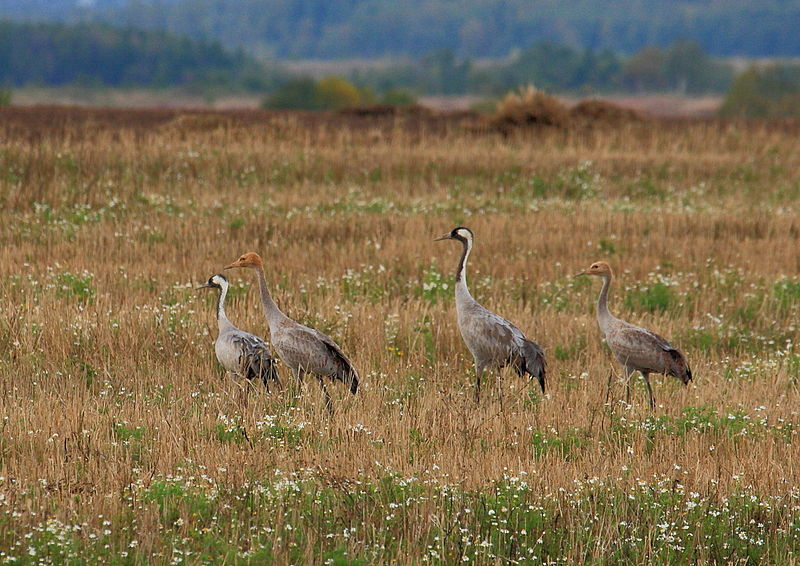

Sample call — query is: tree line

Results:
[1,19,798,118]
[0,20,282,90]
[8,0,799,59]
[0,20,732,96]
[350,41,733,97]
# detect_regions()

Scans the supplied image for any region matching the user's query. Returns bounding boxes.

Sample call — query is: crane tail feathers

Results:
[244,354,280,387]
[348,371,359,395]
[520,339,547,394]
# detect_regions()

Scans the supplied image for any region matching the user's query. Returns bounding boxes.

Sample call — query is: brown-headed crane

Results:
[577,261,692,408]
[225,253,358,413]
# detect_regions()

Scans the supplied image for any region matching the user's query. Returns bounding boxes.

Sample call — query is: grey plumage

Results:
[436,227,546,401]
[198,274,280,389]
[225,253,358,412]
[578,261,692,408]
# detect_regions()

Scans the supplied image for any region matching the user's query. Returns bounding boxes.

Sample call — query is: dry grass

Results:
[492,86,570,131]
[1,107,800,563]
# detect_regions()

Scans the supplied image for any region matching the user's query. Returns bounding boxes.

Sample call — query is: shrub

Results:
[262,77,321,110]
[381,87,416,107]
[0,88,11,107]
[263,75,374,111]
[492,85,569,130]
[720,65,800,118]
[316,76,365,110]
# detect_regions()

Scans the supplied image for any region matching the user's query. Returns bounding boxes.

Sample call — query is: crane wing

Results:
[230,331,279,383]
[276,324,359,394]
[606,325,676,374]
[460,301,546,388]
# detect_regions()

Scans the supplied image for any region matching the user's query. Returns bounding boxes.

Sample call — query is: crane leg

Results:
[474,362,484,403]
[290,369,304,399]
[642,373,656,409]
[495,370,505,409]
[228,372,249,408]
[623,366,634,406]
[319,378,334,416]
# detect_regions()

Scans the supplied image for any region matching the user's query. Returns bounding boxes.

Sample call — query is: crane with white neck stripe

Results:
[436,226,546,401]
[197,273,280,390]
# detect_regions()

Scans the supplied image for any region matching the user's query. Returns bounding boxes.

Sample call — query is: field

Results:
[1,106,800,564]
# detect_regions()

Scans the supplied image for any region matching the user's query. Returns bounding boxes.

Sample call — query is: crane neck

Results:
[215,283,234,330]
[255,266,289,328]
[596,273,615,330]
[454,235,473,301]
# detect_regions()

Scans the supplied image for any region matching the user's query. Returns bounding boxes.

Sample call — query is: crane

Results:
[224,252,359,413]
[436,226,546,401]
[197,273,280,391]
[577,261,692,408]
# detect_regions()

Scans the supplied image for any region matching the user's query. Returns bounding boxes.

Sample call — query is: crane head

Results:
[434,226,473,243]
[576,261,613,278]
[225,252,263,270]
[196,274,227,290]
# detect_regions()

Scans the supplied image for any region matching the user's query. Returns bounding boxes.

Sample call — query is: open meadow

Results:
[2,106,800,564]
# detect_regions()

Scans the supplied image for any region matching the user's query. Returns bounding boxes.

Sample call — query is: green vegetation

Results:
[351,41,732,97]
[18,0,800,59]
[625,281,675,314]
[263,76,376,110]
[621,40,733,94]
[720,65,800,118]
[3,473,800,563]
[0,20,281,90]
[0,18,740,100]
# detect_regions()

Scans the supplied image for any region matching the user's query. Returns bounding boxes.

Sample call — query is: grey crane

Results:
[224,252,358,413]
[197,274,280,390]
[577,261,692,408]
[435,226,546,401]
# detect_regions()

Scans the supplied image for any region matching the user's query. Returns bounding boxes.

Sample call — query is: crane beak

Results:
[195,282,212,290]
[574,269,589,278]
[223,261,240,270]
[434,233,451,241]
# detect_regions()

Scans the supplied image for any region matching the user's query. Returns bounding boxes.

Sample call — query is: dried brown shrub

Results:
[492,85,570,132]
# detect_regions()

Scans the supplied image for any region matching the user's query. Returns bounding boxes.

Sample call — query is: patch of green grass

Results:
[530,428,589,460]
[679,328,718,353]
[215,421,249,445]
[615,406,765,440]
[341,265,388,303]
[625,281,674,314]
[3,474,800,563]
[414,265,451,305]
[554,336,587,362]
[598,237,617,255]
[53,271,95,304]
[112,423,146,443]
[259,420,304,449]
[773,278,800,313]
[113,422,148,464]
[228,217,246,230]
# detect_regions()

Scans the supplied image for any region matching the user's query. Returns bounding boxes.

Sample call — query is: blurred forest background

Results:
[1,0,799,116]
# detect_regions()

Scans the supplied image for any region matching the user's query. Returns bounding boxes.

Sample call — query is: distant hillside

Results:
[1,0,799,59]
[0,20,277,89]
